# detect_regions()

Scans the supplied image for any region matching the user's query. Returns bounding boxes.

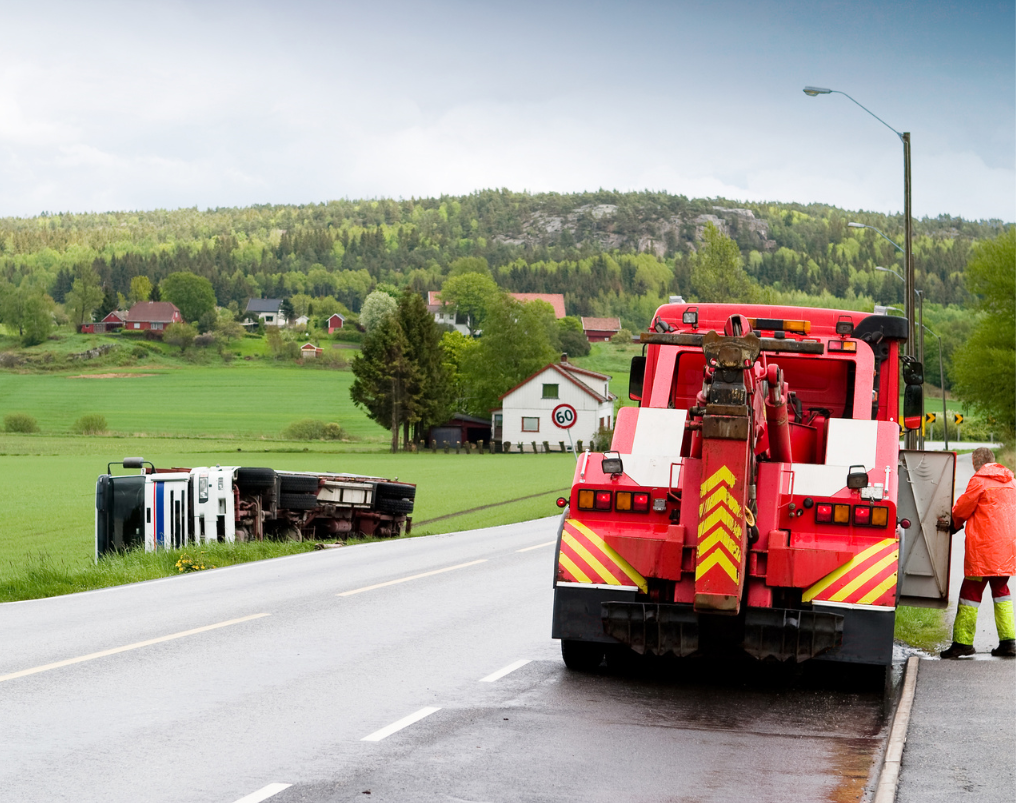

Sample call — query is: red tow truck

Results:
[552,302,955,673]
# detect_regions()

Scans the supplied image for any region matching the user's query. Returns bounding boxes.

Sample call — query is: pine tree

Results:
[397,290,452,444]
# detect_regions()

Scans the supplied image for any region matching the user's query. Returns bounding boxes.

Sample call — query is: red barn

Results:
[580,316,622,342]
[80,310,126,334]
[124,302,183,332]
[327,313,345,333]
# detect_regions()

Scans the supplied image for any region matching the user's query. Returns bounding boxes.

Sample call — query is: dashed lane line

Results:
[231,783,292,803]
[0,613,271,684]
[362,707,441,742]
[337,560,487,596]
[479,659,531,682]
[517,541,555,552]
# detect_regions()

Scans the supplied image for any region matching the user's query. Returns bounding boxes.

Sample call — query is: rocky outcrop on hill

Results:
[493,204,775,257]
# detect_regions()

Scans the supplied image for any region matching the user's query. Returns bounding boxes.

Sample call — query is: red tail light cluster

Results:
[577,490,651,513]
[814,502,889,528]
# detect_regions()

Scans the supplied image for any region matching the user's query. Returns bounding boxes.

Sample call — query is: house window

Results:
[265,315,273,323]
[542,384,559,399]
[152,323,163,330]
[134,323,141,329]
[522,417,540,432]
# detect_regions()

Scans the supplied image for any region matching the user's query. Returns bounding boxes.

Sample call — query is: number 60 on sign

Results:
[552,404,577,429]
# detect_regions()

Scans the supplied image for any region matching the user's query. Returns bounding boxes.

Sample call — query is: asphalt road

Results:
[0,517,887,803]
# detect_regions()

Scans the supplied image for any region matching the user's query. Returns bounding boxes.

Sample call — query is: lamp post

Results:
[874,262,926,449]
[804,86,915,448]
[921,324,948,450]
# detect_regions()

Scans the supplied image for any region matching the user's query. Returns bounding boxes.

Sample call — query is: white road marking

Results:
[362,706,441,741]
[337,560,487,596]
[479,659,531,682]
[517,541,555,552]
[232,783,292,803]
[0,613,270,684]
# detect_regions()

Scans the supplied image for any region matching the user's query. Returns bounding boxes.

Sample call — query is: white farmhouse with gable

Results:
[492,356,616,451]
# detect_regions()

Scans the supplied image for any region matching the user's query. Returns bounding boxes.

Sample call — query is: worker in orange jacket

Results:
[941,447,1016,658]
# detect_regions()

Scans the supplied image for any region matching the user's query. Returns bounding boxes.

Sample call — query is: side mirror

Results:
[903,384,923,430]
[902,357,923,386]
[601,451,624,476]
[847,465,868,489]
[629,356,646,401]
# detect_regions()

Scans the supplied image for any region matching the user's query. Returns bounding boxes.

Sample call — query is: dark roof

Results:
[246,298,283,313]
[328,312,346,321]
[125,302,181,323]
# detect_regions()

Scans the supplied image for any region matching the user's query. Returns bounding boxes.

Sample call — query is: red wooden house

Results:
[580,316,622,342]
[327,313,345,334]
[124,302,183,332]
[79,310,126,334]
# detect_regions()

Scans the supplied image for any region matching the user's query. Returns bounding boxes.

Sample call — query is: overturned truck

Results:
[553,302,955,674]
[96,460,416,558]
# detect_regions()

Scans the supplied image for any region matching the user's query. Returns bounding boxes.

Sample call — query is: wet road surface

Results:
[0,517,888,803]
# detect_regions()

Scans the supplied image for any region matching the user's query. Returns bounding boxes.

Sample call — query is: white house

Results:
[426,291,470,335]
[245,298,288,327]
[492,356,615,451]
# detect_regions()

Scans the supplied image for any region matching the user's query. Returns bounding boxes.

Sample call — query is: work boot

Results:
[990,639,1016,657]
[939,642,976,659]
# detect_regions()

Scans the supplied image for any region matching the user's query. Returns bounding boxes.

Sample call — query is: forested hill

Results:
[1,190,1009,328]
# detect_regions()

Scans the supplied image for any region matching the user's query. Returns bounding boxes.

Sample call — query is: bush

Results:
[193,333,216,348]
[131,345,149,358]
[331,328,363,343]
[282,419,347,440]
[611,328,634,343]
[72,414,108,435]
[590,425,614,452]
[4,413,39,433]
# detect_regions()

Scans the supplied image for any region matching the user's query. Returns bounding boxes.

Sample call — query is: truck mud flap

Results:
[601,602,699,657]
[742,608,843,662]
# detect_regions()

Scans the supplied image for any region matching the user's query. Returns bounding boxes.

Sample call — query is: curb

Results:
[873,655,921,803]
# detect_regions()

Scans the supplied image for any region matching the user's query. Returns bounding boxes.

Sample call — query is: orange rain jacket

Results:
[953,462,1016,577]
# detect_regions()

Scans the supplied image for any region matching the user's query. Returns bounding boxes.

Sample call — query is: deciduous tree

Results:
[691,222,761,303]
[161,272,216,322]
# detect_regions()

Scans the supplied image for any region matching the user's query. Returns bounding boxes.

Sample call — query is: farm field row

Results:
[0,363,386,439]
[0,435,575,580]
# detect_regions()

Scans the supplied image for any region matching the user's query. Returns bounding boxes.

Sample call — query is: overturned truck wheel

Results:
[278,492,319,511]
[236,467,276,491]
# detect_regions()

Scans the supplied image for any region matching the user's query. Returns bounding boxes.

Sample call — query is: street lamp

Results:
[804,86,916,447]
[922,324,949,451]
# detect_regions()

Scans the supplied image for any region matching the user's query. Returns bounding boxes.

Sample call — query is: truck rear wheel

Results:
[279,475,320,494]
[278,492,319,511]
[561,640,605,671]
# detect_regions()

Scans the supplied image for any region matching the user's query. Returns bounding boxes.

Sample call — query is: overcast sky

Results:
[1,0,1013,221]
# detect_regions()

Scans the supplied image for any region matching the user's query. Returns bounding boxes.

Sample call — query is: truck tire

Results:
[236,467,276,490]
[279,475,320,494]
[561,640,605,671]
[375,482,416,502]
[376,497,414,515]
[278,492,319,511]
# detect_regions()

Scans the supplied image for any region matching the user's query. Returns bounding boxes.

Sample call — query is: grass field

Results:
[0,435,574,598]
[0,363,386,439]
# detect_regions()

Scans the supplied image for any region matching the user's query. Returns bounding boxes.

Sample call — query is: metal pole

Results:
[903,132,917,451]
[918,290,925,451]
[940,341,948,451]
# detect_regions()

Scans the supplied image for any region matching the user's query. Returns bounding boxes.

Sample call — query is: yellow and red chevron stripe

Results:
[695,466,742,585]
[558,519,648,593]
[803,537,899,608]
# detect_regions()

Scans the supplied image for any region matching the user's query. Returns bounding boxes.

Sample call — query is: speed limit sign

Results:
[552,403,577,429]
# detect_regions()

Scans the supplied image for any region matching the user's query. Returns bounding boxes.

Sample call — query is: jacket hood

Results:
[977,463,1015,483]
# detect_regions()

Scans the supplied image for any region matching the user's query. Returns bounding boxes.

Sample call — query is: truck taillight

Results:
[871,506,889,527]
[853,505,871,525]
[615,491,650,513]
[815,504,833,523]
[595,491,612,511]
[578,490,595,510]
[833,504,850,524]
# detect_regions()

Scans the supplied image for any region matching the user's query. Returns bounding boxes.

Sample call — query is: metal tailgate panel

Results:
[897,450,955,608]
